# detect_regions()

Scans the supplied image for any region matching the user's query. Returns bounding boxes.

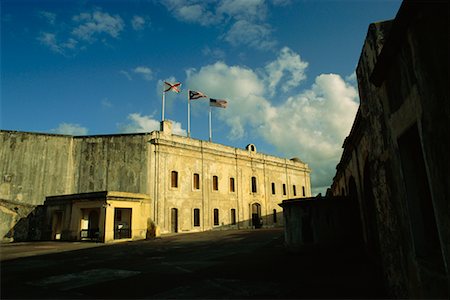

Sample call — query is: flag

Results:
[210,98,228,108]
[189,90,207,100]
[164,81,181,93]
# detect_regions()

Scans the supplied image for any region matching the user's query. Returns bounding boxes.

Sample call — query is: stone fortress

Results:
[0,120,311,242]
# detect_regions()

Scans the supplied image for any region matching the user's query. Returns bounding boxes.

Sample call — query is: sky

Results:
[1,0,402,195]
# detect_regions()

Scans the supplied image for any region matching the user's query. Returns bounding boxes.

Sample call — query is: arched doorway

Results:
[251,203,262,228]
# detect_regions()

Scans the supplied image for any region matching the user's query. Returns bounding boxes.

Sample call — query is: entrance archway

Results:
[251,203,262,228]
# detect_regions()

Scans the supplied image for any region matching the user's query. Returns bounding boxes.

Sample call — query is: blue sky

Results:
[1,0,402,194]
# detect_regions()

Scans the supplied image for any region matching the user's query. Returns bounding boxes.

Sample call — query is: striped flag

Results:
[164,81,182,93]
[210,99,228,108]
[189,90,207,100]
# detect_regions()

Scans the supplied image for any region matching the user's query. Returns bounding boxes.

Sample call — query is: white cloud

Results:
[131,15,147,30]
[161,0,276,50]
[51,123,88,135]
[119,70,132,80]
[202,46,226,60]
[101,98,113,108]
[37,32,78,55]
[133,66,153,81]
[185,48,359,194]
[223,20,276,50]
[265,46,308,95]
[38,9,125,55]
[38,11,56,25]
[217,0,267,21]
[119,113,186,136]
[162,0,219,26]
[72,11,124,42]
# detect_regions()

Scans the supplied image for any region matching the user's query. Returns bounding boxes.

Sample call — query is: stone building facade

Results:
[0,120,311,242]
[330,1,448,298]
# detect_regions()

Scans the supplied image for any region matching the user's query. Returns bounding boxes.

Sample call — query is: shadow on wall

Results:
[206,211,284,232]
[279,196,364,252]
[0,199,45,242]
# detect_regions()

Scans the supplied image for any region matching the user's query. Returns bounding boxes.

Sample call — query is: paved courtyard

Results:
[1,228,384,299]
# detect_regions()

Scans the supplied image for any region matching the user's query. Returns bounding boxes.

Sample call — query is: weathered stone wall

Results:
[149,126,311,234]
[0,131,74,205]
[331,2,448,298]
[1,123,311,239]
[72,134,151,194]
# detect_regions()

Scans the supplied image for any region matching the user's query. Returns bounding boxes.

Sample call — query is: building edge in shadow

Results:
[281,1,449,298]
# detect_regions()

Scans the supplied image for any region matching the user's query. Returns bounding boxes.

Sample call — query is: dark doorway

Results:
[171,208,178,233]
[398,124,445,272]
[251,203,262,228]
[85,210,100,240]
[114,208,132,239]
[52,211,63,240]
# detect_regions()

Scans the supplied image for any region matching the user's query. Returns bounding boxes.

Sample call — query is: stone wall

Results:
[330,1,449,298]
[149,124,311,234]
[72,134,151,194]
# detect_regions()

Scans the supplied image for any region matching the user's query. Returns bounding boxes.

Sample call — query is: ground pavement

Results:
[0,228,385,299]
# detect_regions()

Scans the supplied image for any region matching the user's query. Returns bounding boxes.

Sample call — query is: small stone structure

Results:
[44,191,152,243]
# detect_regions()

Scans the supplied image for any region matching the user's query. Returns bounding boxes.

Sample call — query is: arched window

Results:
[293,185,297,196]
[251,176,257,193]
[271,182,276,195]
[171,171,178,188]
[302,186,306,197]
[283,184,287,196]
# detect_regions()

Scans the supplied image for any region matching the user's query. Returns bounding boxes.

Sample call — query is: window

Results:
[213,176,219,191]
[231,209,236,225]
[293,185,297,196]
[302,186,306,197]
[283,184,287,196]
[213,209,219,226]
[193,173,200,190]
[171,171,178,188]
[230,177,235,192]
[193,208,200,227]
[273,209,277,223]
[251,176,257,193]
[271,182,276,195]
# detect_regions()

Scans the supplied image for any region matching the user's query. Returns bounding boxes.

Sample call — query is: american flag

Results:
[209,99,228,108]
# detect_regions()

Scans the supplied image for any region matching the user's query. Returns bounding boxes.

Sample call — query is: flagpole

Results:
[209,106,212,142]
[161,89,166,122]
[188,90,191,138]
